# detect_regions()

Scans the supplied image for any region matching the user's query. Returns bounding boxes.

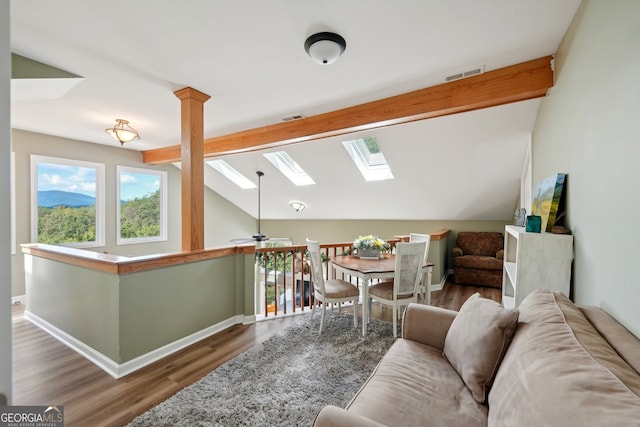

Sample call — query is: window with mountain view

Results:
[117,166,167,245]
[31,155,105,247]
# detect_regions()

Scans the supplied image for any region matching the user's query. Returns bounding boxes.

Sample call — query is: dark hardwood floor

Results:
[12,279,500,427]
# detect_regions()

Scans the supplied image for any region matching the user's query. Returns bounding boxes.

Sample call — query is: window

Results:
[117,166,167,245]
[342,136,394,181]
[263,151,315,186]
[206,159,257,189]
[31,155,105,247]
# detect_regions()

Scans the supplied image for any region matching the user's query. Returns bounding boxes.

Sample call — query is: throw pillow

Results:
[443,293,519,403]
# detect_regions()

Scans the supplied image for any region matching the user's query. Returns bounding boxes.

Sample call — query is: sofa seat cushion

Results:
[489,290,640,426]
[347,339,488,427]
[453,255,503,271]
[453,267,503,288]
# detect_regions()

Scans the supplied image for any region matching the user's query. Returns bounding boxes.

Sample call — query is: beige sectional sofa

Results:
[313,289,640,426]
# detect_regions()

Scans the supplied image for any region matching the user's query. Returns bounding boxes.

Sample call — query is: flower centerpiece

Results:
[353,235,390,259]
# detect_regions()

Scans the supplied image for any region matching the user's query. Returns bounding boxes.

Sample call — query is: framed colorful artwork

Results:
[531,173,567,232]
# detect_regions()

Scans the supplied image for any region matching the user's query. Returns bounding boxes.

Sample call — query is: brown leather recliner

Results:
[451,232,504,288]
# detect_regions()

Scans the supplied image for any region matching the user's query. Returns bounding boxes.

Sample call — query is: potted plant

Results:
[353,235,390,259]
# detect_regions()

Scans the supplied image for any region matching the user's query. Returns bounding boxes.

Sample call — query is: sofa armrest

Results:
[313,406,387,427]
[451,246,463,257]
[401,303,458,349]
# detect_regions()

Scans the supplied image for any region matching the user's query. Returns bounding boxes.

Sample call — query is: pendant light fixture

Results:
[106,119,140,145]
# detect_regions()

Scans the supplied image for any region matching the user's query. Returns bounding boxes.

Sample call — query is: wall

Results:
[25,255,120,361]
[0,0,12,404]
[203,165,257,248]
[11,130,181,296]
[263,219,508,284]
[119,256,242,361]
[263,219,506,246]
[23,248,254,376]
[532,0,640,336]
[11,129,256,296]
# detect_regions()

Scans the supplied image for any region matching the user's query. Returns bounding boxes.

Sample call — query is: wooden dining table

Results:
[330,254,433,336]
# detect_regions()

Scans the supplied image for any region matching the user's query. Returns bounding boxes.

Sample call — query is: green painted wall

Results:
[532,0,640,337]
[119,256,239,361]
[262,219,509,284]
[25,256,120,361]
[262,219,507,247]
[24,251,254,365]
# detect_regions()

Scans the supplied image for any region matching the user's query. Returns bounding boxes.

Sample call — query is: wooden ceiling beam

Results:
[142,56,553,165]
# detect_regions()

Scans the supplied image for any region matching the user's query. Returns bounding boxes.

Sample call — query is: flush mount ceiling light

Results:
[304,32,346,65]
[290,201,306,212]
[105,119,140,145]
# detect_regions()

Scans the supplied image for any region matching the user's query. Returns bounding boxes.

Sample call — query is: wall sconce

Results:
[290,201,306,212]
[304,32,346,65]
[106,119,140,145]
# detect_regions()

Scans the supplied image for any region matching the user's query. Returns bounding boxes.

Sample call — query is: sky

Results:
[37,162,96,196]
[37,162,160,201]
[118,170,161,201]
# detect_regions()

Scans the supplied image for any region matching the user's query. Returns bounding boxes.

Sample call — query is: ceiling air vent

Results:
[282,114,306,122]
[445,65,485,82]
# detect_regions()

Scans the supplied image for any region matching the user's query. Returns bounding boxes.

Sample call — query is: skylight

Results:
[342,137,394,181]
[206,159,257,189]
[263,151,315,186]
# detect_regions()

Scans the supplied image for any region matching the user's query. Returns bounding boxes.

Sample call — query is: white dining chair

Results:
[306,239,360,334]
[367,241,427,338]
[409,232,431,304]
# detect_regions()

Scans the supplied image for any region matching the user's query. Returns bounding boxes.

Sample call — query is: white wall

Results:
[533,0,640,337]
[1,0,12,404]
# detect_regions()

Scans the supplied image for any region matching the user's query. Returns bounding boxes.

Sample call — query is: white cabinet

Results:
[502,225,573,308]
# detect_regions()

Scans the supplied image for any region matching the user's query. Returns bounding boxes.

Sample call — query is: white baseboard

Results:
[24,310,246,379]
[25,310,121,378]
[11,294,25,305]
[429,270,451,292]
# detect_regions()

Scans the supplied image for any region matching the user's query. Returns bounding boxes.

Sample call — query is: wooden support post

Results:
[174,87,210,251]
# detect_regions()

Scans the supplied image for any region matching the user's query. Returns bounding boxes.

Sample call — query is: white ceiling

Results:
[10,0,581,221]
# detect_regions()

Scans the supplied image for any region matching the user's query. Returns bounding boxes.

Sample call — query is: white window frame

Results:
[263,151,315,186]
[206,159,257,189]
[116,165,168,245]
[342,137,394,182]
[31,155,105,248]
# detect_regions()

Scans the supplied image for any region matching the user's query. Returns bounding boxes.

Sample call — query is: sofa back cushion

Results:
[443,293,519,403]
[579,304,640,375]
[489,290,640,426]
[456,232,504,257]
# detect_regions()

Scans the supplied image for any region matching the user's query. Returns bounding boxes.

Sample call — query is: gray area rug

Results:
[127,311,395,427]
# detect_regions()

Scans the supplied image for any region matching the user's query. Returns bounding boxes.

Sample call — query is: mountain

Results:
[38,190,95,208]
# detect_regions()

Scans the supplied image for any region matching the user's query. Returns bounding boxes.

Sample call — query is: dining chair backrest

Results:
[409,232,431,263]
[306,239,325,296]
[394,241,427,298]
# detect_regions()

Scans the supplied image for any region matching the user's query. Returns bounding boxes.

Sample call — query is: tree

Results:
[120,190,161,239]
[38,205,96,244]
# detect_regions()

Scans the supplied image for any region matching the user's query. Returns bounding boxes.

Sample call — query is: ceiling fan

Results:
[230,170,268,244]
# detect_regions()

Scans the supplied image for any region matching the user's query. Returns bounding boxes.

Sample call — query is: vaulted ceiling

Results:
[10,0,581,220]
